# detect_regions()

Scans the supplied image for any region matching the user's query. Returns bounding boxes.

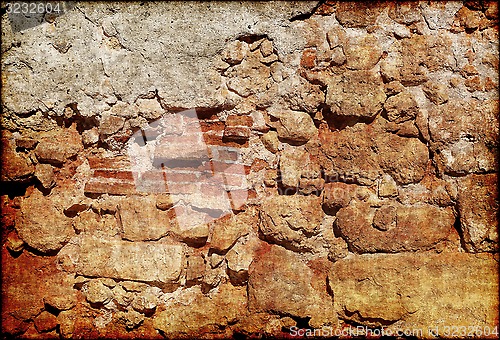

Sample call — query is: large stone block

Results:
[248,245,337,327]
[329,252,498,333]
[260,195,323,252]
[76,237,184,285]
[15,190,74,253]
[335,202,455,253]
[428,99,498,175]
[319,122,429,185]
[153,283,247,337]
[118,196,170,242]
[457,173,498,252]
[326,70,386,119]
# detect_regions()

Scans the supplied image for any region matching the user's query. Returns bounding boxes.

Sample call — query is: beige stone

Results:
[383,91,419,123]
[268,110,317,144]
[82,280,113,304]
[335,2,384,27]
[226,235,262,285]
[34,311,59,333]
[320,123,429,185]
[210,213,251,254]
[76,236,184,285]
[34,126,83,165]
[344,35,382,70]
[249,245,336,327]
[378,174,398,198]
[16,190,74,253]
[329,252,498,331]
[132,287,160,313]
[260,195,323,252]
[279,148,308,189]
[186,254,205,282]
[422,81,449,105]
[153,284,247,337]
[335,202,455,253]
[35,163,55,190]
[115,310,144,330]
[326,70,386,119]
[457,174,498,252]
[99,113,125,136]
[6,231,24,253]
[1,133,34,182]
[118,196,170,241]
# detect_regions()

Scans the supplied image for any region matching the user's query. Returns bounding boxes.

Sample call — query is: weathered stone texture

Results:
[330,252,499,332]
[335,202,455,253]
[76,237,184,285]
[1,1,498,338]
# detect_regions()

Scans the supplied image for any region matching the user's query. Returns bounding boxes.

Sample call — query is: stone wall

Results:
[1,1,498,338]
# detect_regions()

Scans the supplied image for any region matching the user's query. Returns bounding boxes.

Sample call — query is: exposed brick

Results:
[223,126,251,140]
[165,183,199,195]
[215,149,240,162]
[301,49,317,69]
[93,170,135,181]
[203,131,249,148]
[88,156,131,170]
[229,189,257,210]
[200,121,225,133]
[209,161,251,175]
[200,183,230,198]
[84,180,137,196]
[226,115,253,127]
[222,174,247,187]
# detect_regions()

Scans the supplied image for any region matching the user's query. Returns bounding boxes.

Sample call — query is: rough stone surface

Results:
[335,202,455,253]
[15,190,74,253]
[1,1,498,338]
[260,195,323,252]
[319,120,429,185]
[76,237,184,285]
[248,245,337,327]
[34,126,83,165]
[329,252,499,331]
[1,132,34,182]
[153,284,247,338]
[326,70,387,119]
[457,174,498,252]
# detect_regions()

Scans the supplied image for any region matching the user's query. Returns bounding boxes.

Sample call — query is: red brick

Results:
[84,180,137,196]
[140,170,166,182]
[203,131,248,148]
[226,115,253,127]
[200,121,225,133]
[93,170,135,181]
[228,189,257,210]
[200,183,228,197]
[88,156,131,170]
[165,183,199,195]
[157,134,201,145]
[209,161,251,175]
[301,49,317,69]
[222,174,246,187]
[223,126,251,140]
[216,149,239,162]
[165,172,199,183]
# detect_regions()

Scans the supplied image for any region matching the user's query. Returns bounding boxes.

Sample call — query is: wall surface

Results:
[1,1,499,339]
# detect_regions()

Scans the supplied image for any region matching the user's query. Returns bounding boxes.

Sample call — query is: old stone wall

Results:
[1,1,498,338]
